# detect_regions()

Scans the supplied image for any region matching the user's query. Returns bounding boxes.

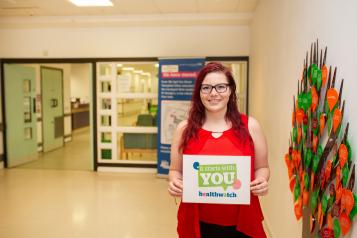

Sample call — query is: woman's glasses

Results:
[200,83,229,94]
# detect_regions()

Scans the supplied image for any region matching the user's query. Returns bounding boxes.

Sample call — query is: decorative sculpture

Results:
[284,39,356,237]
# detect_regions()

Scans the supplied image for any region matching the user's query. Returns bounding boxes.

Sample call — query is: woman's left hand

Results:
[250,177,268,196]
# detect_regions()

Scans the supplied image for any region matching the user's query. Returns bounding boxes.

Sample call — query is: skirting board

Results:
[0,161,3,169]
[97,166,156,173]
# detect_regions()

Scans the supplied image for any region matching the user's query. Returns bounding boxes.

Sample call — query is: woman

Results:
[168,62,269,238]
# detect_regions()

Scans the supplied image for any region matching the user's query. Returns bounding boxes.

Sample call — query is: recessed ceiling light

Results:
[122,67,134,71]
[69,0,113,7]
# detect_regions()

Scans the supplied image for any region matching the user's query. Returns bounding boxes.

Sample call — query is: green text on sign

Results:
[198,164,237,191]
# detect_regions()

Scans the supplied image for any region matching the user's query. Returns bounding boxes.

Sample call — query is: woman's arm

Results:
[248,116,270,196]
[168,120,187,197]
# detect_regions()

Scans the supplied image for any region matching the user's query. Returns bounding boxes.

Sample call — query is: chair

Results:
[120,114,157,159]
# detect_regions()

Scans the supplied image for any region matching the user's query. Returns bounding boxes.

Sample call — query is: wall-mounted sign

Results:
[157,58,205,175]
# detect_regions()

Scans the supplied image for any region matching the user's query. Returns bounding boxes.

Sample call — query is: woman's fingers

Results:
[250,177,268,196]
[252,187,268,196]
[169,181,182,193]
[173,179,183,189]
[168,187,182,197]
[168,179,183,196]
[251,181,268,190]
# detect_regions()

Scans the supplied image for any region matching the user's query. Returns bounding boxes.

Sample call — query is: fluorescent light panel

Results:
[122,67,134,71]
[69,0,113,7]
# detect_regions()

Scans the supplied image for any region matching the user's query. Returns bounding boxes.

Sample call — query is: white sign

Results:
[183,155,251,204]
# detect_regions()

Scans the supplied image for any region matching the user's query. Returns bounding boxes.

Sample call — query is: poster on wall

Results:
[157,58,205,175]
[182,155,251,204]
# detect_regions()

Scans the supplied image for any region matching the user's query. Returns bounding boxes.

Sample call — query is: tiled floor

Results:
[3,127,271,238]
[18,127,92,171]
[0,169,178,238]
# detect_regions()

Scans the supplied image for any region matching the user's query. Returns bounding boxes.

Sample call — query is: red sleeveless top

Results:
[177,114,266,238]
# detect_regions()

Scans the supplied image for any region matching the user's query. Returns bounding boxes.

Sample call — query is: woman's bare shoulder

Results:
[247,116,262,135]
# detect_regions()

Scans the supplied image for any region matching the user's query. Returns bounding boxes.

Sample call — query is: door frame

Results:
[0,59,98,170]
[40,66,65,152]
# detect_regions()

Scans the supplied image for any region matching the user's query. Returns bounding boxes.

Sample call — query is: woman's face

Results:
[200,72,231,113]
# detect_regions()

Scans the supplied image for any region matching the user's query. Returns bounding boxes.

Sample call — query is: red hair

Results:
[180,62,248,151]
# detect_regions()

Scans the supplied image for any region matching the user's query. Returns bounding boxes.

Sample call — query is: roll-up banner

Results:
[157,58,205,176]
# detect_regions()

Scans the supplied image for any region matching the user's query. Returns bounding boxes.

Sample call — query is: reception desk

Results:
[71,104,89,130]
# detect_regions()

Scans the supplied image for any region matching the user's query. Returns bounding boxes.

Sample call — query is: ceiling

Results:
[0,0,259,17]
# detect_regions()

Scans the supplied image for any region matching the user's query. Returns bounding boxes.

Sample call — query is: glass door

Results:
[96,62,159,165]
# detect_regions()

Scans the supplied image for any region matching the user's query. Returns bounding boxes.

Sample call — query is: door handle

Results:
[51,98,58,108]
[33,98,36,113]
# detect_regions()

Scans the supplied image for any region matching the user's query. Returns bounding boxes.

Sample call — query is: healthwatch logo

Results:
[193,161,242,191]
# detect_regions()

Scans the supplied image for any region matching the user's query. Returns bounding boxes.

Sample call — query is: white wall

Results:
[250,1,357,238]
[0,25,250,58]
[70,64,90,104]
[0,21,249,167]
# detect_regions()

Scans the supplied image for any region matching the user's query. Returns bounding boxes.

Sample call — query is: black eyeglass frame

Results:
[200,83,230,94]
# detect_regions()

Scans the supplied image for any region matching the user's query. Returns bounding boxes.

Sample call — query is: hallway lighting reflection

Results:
[72,207,87,225]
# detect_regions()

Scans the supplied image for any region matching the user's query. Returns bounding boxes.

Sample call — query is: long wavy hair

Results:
[179,62,248,151]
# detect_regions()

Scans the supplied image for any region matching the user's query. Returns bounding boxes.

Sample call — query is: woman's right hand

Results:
[168,174,183,197]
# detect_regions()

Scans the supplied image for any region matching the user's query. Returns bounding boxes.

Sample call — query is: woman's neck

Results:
[203,108,231,132]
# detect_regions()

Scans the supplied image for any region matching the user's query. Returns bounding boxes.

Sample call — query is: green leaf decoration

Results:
[336,123,342,137]
[316,70,322,91]
[312,154,319,173]
[327,112,332,135]
[334,218,341,238]
[317,145,323,157]
[294,181,301,202]
[313,127,318,136]
[305,149,313,168]
[322,194,328,215]
[311,191,318,213]
[342,165,349,188]
[329,196,335,208]
[298,92,312,111]
[303,124,308,136]
[304,173,310,189]
[346,140,352,163]
[311,64,318,86]
[324,100,329,113]
[292,126,297,143]
[349,193,357,220]
[298,141,303,151]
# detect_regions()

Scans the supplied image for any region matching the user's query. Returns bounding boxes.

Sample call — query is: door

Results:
[4,64,37,167]
[41,67,64,152]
